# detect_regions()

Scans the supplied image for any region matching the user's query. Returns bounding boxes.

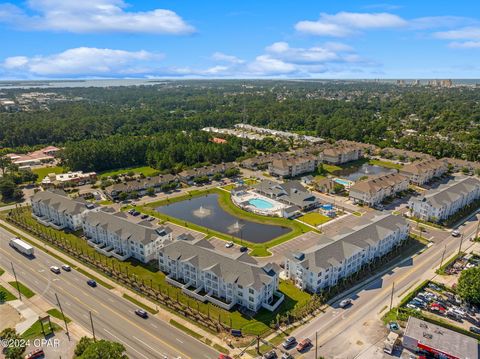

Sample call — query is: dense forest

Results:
[0,80,479,171]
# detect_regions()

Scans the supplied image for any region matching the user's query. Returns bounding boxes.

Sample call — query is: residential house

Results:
[285,215,409,293]
[159,238,284,312]
[399,158,448,185]
[83,209,173,263]
[408,177,480,222]
[349,173,409,207]
[312,178,336,194]
[254,180,319,211]
[31,190,95,230]
[179,163,237,183]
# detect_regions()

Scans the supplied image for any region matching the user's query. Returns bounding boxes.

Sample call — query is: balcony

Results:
[94,244,114,257]
[262,291,285,312]
[166,275,186,288]
[182,284,208,302]
[111,250,130,261]
[205,293,235,310]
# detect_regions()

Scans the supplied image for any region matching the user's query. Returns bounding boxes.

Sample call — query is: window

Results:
[248,288,254,294]
[249,297,254,302]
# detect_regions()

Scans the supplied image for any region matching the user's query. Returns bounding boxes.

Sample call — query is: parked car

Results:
[140,214,149,219]
[24,348,44,359]
[62,264,71,271]
[339,299,352,308]
[281,354,293,359]
[282,336,296,348]
[87,279,97,287]
[469,326,480,334]
[50,265,61,274]
[451,230,461,237]
[239,246,248,252]
[428,283,441,291]
[225,242,234,248]
[135,309,148,318]
[263,350,277,359]
[218,355,232,359]
[296,338,311,352]
[147,216,155,222]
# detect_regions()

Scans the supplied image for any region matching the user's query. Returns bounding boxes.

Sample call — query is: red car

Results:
[218,355,232,359]
[25,349,44,359]
[296,338,312,351]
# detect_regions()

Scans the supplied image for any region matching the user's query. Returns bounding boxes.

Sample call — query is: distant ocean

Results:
[0,79,168,89]
[0,78,479,89]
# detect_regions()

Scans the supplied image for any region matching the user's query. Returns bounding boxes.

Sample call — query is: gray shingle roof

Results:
[411,177,480,209]
[84,210,171,245]
[254,180,318,208]
[289,215,408,272]
[31,190,91,216]
[160,239,277,290]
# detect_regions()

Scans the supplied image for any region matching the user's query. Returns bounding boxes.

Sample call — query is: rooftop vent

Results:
[293,252,305,261]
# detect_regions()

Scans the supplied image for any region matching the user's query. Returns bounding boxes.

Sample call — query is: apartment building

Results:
[349,173,409,207]
[105,174,177,200]
[399,158,448,185]
[321,145,363,165]
[268,154,319,178]
[178,162,237,183]
[31,190,95,230]
[408,177,480,222]
[159,238,284,312]
[285,215,409,293]
[83,210,173,263]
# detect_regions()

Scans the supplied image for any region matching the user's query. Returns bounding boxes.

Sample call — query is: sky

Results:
[0,0,480,79]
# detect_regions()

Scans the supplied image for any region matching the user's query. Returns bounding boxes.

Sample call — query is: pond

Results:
[156,193,291,244]
[336,163,396,182]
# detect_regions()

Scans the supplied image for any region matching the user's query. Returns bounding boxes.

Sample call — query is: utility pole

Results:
[389,282,395,311]
[315,330,318,359]
[89,311,96,341]
[55,293,70,340]
[10,262,22,300]
[458,233,464,254]
[474,220,480,242]
[439,245,447,270]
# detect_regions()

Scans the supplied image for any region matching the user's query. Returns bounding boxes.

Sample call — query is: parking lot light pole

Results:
[10,262,22,300]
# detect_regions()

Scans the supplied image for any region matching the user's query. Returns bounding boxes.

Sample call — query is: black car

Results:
[282,336,296,349]
[140,214,149,219]
[135,309,148,319]
[239,246,248,252]
[470,326,480,334]
[87,279,97,287]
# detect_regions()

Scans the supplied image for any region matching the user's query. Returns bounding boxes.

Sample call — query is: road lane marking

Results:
[132,335,164,356]
[104,329,150,359]
[0,239,195,359]
[151,323,158,329]
[176,338,184,344]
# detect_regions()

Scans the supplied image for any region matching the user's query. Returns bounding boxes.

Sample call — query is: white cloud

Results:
[265,42,340,64]
[295,11,407,37]
[0,0,194,34]
[434,27,480,40]
[448,41,480,49]
[211,52,244,64]
[1,47,163,77]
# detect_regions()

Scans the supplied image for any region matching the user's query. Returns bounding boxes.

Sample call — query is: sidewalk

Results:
[0,217,233,354]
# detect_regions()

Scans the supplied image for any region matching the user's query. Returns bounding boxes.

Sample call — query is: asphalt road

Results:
[0,226,218,359]
[288,213,480,359]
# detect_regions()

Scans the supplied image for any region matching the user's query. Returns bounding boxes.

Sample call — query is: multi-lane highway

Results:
[0,225,218,359]
[289,213,480,358]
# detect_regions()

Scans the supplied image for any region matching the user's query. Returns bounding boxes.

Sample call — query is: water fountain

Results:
[192,205,212,218]
[227,220,244,234]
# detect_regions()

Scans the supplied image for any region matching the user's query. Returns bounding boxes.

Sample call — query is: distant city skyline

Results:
[1,0,480,79]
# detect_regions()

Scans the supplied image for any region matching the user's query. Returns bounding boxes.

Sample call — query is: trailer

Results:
[9,238,34,256]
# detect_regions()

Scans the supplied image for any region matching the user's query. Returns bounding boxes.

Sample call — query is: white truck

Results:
[9,238,34,256]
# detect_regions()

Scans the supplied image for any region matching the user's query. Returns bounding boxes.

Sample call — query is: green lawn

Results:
[22,320,62,340]
[221,184,236,191]
[0,266,4,276]
[244,178,259,186]
[100,166,159,179]
[32,166,65,183]
[322,164,342,173]
[141,188,316,257]
[0,284,17,301]
[298,212,331,227]
[8,281,35,298]
[98,200,114,205]
[46,308,72,323]
[122,293,159,314]
[352,211,362,217]
[368,159,403,170]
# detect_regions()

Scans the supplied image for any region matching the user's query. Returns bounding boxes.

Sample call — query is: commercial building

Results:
[6,146,61,168]
[320,145,363,165]
[399,158,448,185]
[254,180,319,211]
[349,173,409,207]
[268,154,319,178]
[159,238,284,312]
[41,171,97,187]
[403,316,478,359]
[409,177,480,222]
[83,210,172,263]
[105,174,177,200]
[31,190,95,230]
[285,215,409,293]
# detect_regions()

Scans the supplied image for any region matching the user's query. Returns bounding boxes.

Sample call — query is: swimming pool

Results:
[334,178,352,187]
[248,198,274,210]
[321,204,333,211]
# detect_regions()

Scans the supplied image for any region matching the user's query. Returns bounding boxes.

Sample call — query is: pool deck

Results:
[231,190,287,216]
